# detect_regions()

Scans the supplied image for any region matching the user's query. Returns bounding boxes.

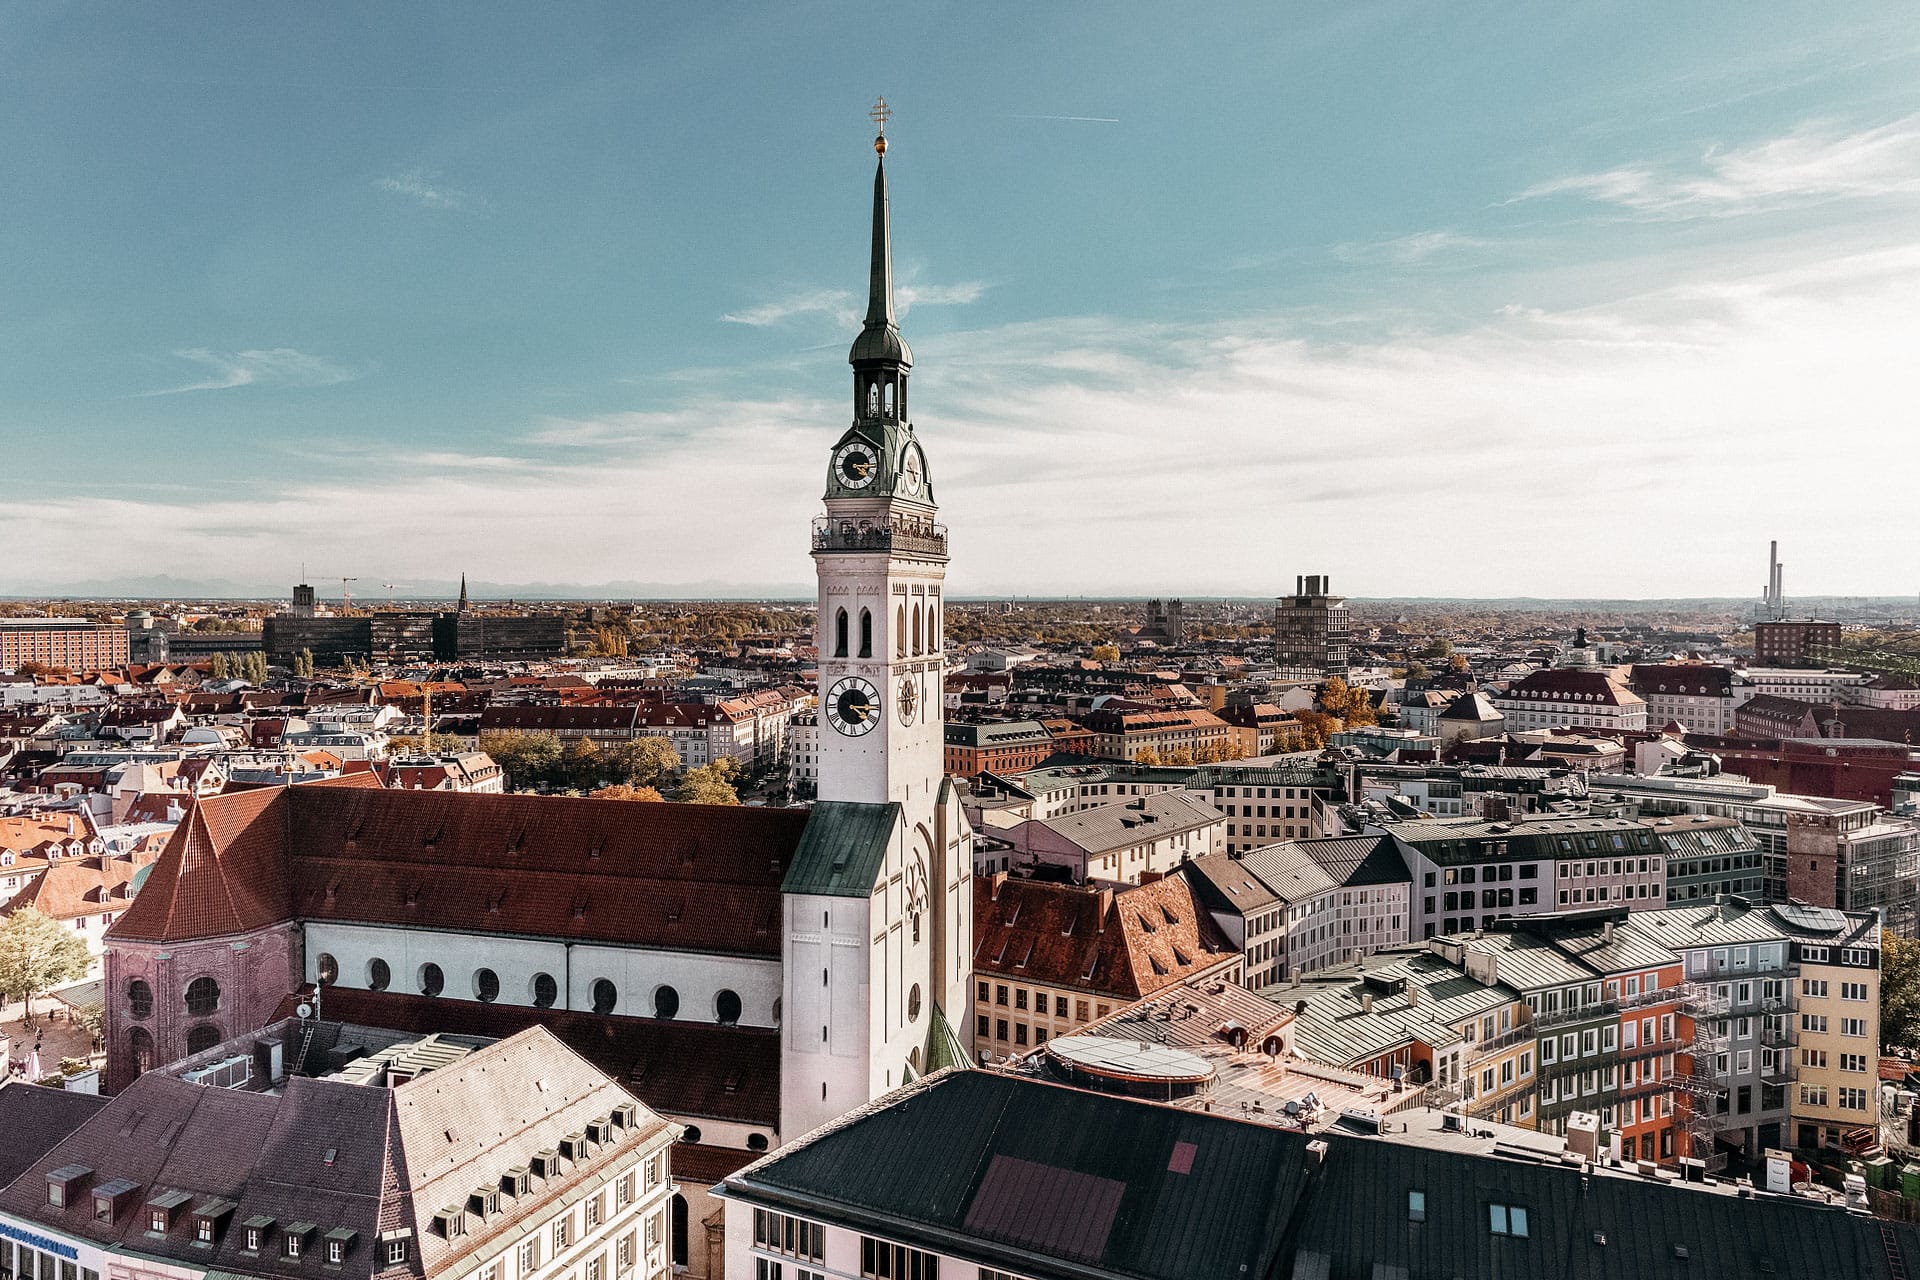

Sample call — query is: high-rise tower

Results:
[781,107,972,1137]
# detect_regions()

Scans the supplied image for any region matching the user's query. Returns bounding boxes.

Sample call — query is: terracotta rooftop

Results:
[974,874,1240,1001]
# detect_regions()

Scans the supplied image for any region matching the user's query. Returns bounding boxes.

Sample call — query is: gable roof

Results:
[0,1083,110,1186]
[973,876,1238,1001]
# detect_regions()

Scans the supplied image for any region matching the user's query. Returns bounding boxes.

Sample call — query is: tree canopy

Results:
[0,908,92,1026]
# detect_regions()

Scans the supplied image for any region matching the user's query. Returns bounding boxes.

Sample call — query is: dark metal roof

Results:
[0,1085,109,1187]
[728,1069,1307,1280]
[781,800,899,898]
[1293,1132,1917,1280]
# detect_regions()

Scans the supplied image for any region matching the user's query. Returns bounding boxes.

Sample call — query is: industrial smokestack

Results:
[1768,540,1779,614]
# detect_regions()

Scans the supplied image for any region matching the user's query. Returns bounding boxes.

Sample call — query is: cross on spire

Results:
[870,96,892,155]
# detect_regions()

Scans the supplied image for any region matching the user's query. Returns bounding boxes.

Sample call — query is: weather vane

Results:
[870,96,892,155]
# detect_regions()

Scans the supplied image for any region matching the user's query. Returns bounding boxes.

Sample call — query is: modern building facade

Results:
[1273,574,1350,682]
[0,618,130,672]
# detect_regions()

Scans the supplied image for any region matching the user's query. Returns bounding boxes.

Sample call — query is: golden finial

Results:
[870,96,892,155]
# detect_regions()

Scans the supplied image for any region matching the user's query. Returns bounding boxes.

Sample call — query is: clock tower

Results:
[783,107,972,1138]
[812,114,945,811]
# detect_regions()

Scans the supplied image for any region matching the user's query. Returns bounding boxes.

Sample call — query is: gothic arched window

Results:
[859,609,873,658]
[834,609,849,658]
[912,603,923,656]
[896,604,907,657]
[867,381,880,416]
[884,382,895,417]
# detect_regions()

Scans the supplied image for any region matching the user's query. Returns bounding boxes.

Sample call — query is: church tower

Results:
[782,106,972,1140]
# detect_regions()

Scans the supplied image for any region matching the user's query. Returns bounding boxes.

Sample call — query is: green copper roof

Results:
[920,1001,971,1076]
[782,800,899,897]
[850,156,911,368]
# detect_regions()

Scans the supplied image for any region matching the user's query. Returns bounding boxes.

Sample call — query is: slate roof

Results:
[727,1069,1308,1280]
[1293,1131,1917,1280]
[1034,791,1222,855]
[0,1082,109,1186]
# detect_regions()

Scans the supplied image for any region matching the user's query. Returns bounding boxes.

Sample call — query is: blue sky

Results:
[2,3,1917,598]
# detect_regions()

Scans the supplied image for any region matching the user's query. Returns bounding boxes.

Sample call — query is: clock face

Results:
[898,676,919,724]
[898,445,925,496]
[829,676,881,735]
[835,442,879,489]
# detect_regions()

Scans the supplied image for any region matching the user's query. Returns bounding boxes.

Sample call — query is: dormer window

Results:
[47,1163,91,1206]
[324,1228,358,1264]
[586,1118,611,1144]
[432,1208,467,1239]
[502,1167,530,1198]
[468,1187,502,1220]
[285,1223,317,1258]
[242,1215,275,1252]
[192,1198,238,1245]
[611,1102,638,1130]
[94,1178,140,1223]
[560,1133,588,1161]
[147,1189,192,1233]
[532,1150,561,1179]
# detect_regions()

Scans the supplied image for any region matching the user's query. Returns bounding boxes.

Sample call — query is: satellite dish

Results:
[296,1002,314,1020]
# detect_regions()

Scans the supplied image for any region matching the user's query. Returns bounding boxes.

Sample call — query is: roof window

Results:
[46,1164,91,1207]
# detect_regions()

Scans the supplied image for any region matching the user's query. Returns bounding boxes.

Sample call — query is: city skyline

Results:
[2,4,1917,598]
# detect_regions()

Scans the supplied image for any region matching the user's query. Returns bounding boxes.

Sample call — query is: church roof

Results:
[111,777,815,955]
[782,801,899,898]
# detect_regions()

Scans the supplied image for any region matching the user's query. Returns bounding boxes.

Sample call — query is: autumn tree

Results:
[563,737,606,792]
[1449,653,1471,673]
[1091,644,1121,663]
[480,730,565,791]
[1292,710,1339,750]
[676,758,741,805]
[0,908,92,1028]
[1133,745,1162,766]
[1164,747,1196,767]
[606,736,681,790]
[1883,933,1920,1052]
[209,652,230,680]
[590,783,665,802]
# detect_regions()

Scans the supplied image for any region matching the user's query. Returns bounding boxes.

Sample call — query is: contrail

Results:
[1006,114,1120,123]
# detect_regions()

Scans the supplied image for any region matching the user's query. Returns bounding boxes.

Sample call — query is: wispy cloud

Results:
[132,348,363,397]
[1515,113,1920,215]
[722,279,986,327]
[1331,230,1496,266]
[374,168,477,210]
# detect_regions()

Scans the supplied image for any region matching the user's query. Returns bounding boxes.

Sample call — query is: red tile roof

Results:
[111,775,809,957]
[973,875,1239,1002]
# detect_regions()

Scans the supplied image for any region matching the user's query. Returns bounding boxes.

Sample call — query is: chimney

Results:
[1096,887,1115,921]
[990,871,1007,901]
[1406,984,1419,1007]
[1296,575,1304,595]
[1360,991,1375,1014]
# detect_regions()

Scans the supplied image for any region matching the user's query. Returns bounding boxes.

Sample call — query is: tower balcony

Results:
[813,515,948,559]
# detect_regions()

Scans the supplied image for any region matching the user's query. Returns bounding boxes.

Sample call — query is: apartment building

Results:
[1184,837,1412,985]
[1492,669,1648,735]
[1645,814,1767,904]
[1080,706,1232,762]
[1002,791,1222,883]
[1389,816,1666,940]
[941,719,1054,778]
[0,619,131,673]
[0,1023,678,1280]
[1628,663,1751,735]
[970,873,1241,1058]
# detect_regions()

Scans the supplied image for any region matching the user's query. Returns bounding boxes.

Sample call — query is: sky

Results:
[1,2,1917,601]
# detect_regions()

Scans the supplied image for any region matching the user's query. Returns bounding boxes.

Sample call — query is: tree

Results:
[1293,710,1339,749]
[1091,644,1121,663]
[563,736,607,792]
[1133,745,1162,766]
[242,651,269,684]
[390,732,468,756]
[1404,660,1432,680]
[292,648,315,679]
[1449,653,1471,673]
[0,908,92,1028]
[606,736,681,790]
[1164,747,1196,767]
[1883,933,1920,1052]
[591,783,665,802]
[1419,638,1454,660]
[480,730,566,792]
[208,652,230,680]
[675,761,741,805]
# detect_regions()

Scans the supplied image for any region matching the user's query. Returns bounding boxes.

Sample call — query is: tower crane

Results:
[340,577,359,612]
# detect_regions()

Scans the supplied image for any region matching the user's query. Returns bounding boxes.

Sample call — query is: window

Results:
[753,1211,824,1263]
[1801,1014,1828,1034]
[1488,1204,1529,1238]
[757,1262,783,1280]
[127,979,153,1019]
[474,968,500,1002]
[327,1239,346,1264]
[590,978,618,1015]
[586,1193,603,1228]
[184,976,220,1016]
[716,989,743,1025]
[385,1240,409,1266]
[1842,982,1868,1001]
[520,1241,541,1272]
[287,1233,306,1260]
[861,1238,939,1280]
[1408,1190,1427,1223]
[419,963,444,997]
[367,958,391,991]
[1802,979,1828,998]
[555,1216,572,1250]
[1842,1018,1867,1037]
[654,985,680,1019]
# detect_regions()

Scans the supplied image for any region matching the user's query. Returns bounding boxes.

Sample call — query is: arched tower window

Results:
[883,382,895,417]
[912,603,923,656]
[896,377,906,419]
[867,381,880,416]
[834,609,849,658]
[930,601,940,651]
[896,604,907,657]
[128,1026,155,1079]
[859,609,873,658]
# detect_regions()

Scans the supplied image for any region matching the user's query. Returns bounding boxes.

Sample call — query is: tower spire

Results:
[457,572,469,613]
[851,98,911,371]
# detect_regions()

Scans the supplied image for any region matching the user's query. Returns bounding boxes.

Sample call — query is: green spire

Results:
[850,149,911,369]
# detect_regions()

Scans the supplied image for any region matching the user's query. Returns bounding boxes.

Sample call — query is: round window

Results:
[908,983,921,1022]
[317,954,338,986]
[591,979,618,1015]
[474,968,500,1003]
[419,963,445,998]
[715,989,741,1026]
[654,986,680,1020]
[531,973,558,1008]
[680,1125,702,1144]
[367,958,391,991]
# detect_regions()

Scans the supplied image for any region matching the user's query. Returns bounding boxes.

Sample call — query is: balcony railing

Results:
[812,516,949,558]
[1466,1075,1537,1119]
[1465,1023,1536,1061]
[1530,1001,1619,1032]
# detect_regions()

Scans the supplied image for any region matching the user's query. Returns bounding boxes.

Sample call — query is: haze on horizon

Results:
[0,4,1915,600]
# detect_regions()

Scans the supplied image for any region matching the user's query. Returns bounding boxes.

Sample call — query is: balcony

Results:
[1466,1075,1536,1119]
[1465,1023,1536,1061]
[1530,1001,1619,1032]
[812,516,949,559]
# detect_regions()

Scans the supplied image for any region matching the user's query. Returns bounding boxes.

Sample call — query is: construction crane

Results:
[384,582,398,606]
[340,577,359,612]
